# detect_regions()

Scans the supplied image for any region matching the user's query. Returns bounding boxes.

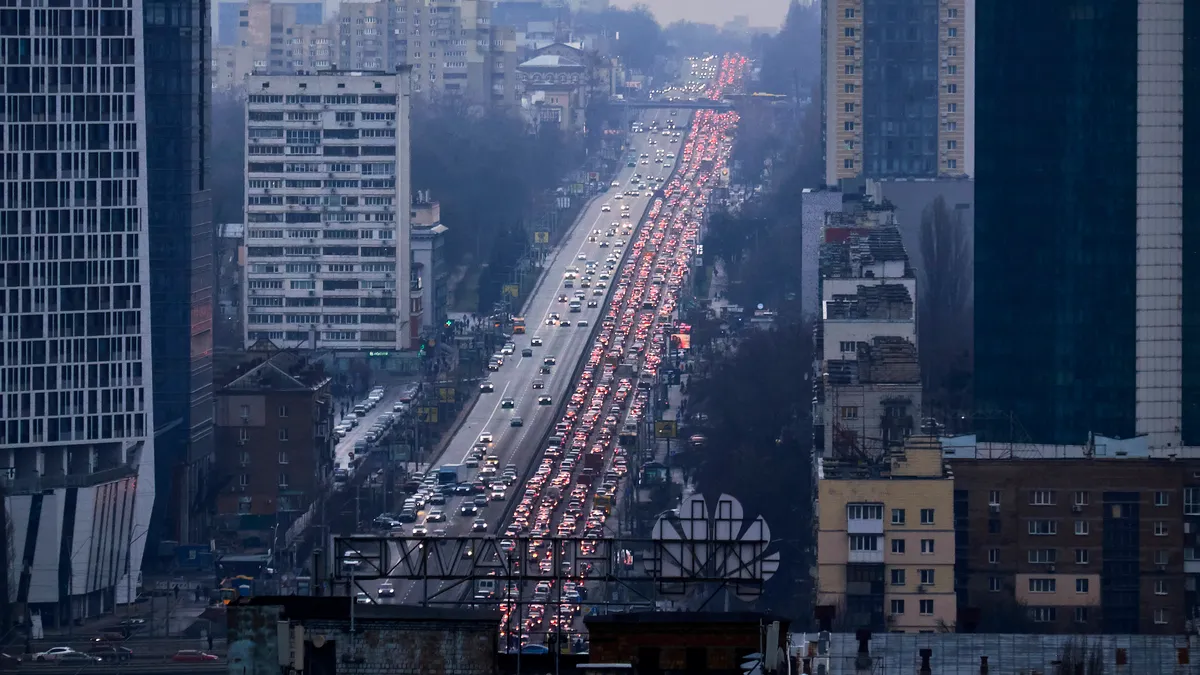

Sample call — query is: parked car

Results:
[171,650,220,663]
[87,646,133,662]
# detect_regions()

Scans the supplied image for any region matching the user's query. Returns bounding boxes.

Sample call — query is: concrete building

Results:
[800,188,844,320]
[212,356,333,553]
[242,71,413,353]
[817,436,957,633]
[217,0,325,46]
[585,612,790,671]
[946,441,1200,634]
[232,0,336,79]
[226,597,499,674]
[1,0,162,622]
[974,0,1199,457]
[410,196,451,337]
[821,0,973,185]
[813,199,919,460]
[518,54,588,129]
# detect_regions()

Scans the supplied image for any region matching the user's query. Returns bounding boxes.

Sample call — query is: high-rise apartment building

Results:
[0,0,158,623]
[821,0,972,185]
[243,72,413,352]
[144,0,216,548]
[974,0,1197,452]
[217,0,324,46]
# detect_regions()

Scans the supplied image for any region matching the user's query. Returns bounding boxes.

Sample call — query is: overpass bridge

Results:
[611,99,734,111]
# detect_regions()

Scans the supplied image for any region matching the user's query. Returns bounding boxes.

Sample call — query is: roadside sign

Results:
[391,444,412,461]
[502,284,519,298]
[654,420,678,438]
[418,407,439,424]
[438,386,455,403]
[556,196,571,209]
[534,231,550,244]
[588,172,599,182]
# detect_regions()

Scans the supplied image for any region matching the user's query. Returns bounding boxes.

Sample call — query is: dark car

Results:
[88,646,133,663]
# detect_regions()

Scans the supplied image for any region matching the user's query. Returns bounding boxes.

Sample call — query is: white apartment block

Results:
[1,1,156,622]
[243,72,413,352]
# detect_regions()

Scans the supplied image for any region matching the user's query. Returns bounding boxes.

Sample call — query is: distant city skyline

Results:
[611,0,791,28]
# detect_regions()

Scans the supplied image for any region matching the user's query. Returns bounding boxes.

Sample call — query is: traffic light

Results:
[418,338,428,357]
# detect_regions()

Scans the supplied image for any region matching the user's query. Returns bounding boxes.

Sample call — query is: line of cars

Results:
[495,54,746,650]
[29,645,219,665]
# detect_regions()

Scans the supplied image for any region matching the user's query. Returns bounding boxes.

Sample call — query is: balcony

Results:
[848,548,884,564]
[847,516,884,535]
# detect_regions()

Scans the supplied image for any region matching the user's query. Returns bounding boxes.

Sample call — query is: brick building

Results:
[948,443,1200,634]
[584,612,788,675]
[213,354,335,552]
[227,596,498,675]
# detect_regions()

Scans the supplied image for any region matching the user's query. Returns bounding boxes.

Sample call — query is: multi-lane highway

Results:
[339,56,749,650]
[344,109,679,603]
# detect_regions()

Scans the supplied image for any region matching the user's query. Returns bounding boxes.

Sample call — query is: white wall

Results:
[823,320,917,363]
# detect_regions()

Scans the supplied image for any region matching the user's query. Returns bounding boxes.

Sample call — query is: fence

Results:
[809,633,1197,675]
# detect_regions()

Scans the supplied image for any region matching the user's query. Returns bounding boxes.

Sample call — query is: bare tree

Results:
[918,195,973,428]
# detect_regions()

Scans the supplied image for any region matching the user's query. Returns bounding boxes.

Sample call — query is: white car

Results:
[356,592,372,604]
[478,431,493,443]
[378,582,396,597]
[35,648,79,663]
[601,204,611,212]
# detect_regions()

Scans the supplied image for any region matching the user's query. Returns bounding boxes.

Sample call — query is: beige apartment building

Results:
[817,436,957,632]
[214,0,335,88]
[822,0,971,184]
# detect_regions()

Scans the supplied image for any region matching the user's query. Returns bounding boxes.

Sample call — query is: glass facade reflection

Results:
[974,1,1139,445]
[143,0,215,547]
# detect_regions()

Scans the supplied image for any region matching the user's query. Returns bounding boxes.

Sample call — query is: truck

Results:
[584,450,605,470]
[438,464,462,485]
[512,317,526,334]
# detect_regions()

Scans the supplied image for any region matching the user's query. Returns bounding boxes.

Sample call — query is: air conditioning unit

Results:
[989,504,999,513]
[1158,564,1168,571]
[1071,504,1082,513]
[917,585,928,594]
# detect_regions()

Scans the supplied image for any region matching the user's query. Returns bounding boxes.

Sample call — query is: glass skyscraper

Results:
[975,0,1194,451]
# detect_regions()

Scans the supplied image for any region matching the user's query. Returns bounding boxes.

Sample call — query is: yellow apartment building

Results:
[817,436,956,632]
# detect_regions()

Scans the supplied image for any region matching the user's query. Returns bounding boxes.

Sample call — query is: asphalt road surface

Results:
[343,111,677,605]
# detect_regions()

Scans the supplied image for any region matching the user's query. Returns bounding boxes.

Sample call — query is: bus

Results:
[512,317,526,334]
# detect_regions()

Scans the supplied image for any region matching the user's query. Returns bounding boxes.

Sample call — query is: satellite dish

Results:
[756,303,764,310]
[312,635,326,648]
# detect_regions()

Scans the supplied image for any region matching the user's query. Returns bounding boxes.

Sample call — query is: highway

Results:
[343,110,680,605]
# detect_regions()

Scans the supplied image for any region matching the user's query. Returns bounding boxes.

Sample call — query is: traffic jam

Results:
[496,54,747,651]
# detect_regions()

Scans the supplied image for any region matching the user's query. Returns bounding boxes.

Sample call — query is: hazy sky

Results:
[611,0,791,28]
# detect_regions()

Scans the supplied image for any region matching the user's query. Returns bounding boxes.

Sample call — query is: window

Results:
[844,120,855,131]
[988,491,1001,507]
[947,159,958,169]
[891,508,906,525]
[1154,609,1168,625]
[919,600,933,616]
[238,428,249,442]
[988,577,1002,592]
[890,569,905,586]
[839,341,856,353]
[840,406,859,419]
[1154,550,1170,566]
[844,27,855,37]
[1029,520,1057,535]
[1074,491,1089,506]
[844,102,855,113]
[1186,487,1200,515]
[1075,578,1089,593]
[239,474,249,487]
[1075,549,1089,565]
[239,404,250,418]
[891,539,906,554]
[279,473,290,488]
[1154,521,1168,537]
[844,7,855,17]
[1154,491,1169,507]
[238,500,251,514]
[1030,490,1056,506]
[849,535,880,551]
[920,509,935,525]
[946,65,958,75]
[890,599,904,614]
[1029,549,1057,564]
[1155,580,1167,595]
[240,451,250,466]
[947,102,958,113]
[278,405,288,418]
[843,159,854,170]
[988,519,1001,533]
[947,27,958,37]
[279,451,289,464]
[1028,578,1056,593]
[988,548,999,564]
[278,428,289,441]
[919,569,935,585]
[847,504,882,520]
[947,7,958,17]
[920,539,935,554]
[1075,520,1089,535]
[844,64,855,75]
[946,83,958,94]
[1074,607,1089,623]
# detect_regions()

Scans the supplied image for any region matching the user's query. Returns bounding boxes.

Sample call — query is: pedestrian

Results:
[173,585,179,600]
[207,633,214,651]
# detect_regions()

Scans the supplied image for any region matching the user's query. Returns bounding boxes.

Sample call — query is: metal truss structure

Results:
[331,530,778,611]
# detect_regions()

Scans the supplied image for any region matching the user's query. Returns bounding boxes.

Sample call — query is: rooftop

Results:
[231,596,498,624]
[825,283,913,321]
[219,353,332,393]
[519,54,585,69]
[825,336,920,386]
[820,226,911,278]
[820,436,948,480]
